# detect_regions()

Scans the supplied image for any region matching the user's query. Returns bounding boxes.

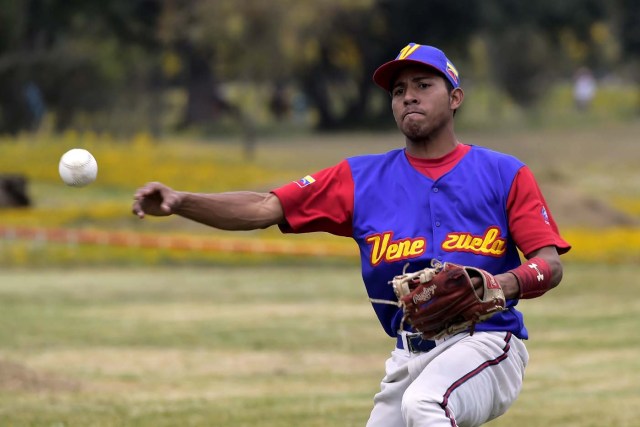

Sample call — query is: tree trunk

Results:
[179,43,217,127]
[0,175,30,208]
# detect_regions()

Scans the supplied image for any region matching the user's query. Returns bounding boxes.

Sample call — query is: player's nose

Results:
[402,90,419,104]
[403,97,419,105]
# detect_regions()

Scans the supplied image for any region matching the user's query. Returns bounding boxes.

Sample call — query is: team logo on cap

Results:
[397,43,421,60]
[446,62,459,84]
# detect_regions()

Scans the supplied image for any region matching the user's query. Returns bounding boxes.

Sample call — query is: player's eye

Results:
[392,87,405,97]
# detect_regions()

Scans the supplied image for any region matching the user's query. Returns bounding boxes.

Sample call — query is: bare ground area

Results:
[469,122,640,229]
[0,358,81,393]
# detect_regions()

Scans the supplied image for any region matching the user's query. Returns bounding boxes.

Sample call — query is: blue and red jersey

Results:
[272,144,570,340]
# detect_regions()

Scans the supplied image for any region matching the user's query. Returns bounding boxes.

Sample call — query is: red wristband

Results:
[509,257,552,299]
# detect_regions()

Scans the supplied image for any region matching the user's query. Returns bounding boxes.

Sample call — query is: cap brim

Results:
[372,59,448,92]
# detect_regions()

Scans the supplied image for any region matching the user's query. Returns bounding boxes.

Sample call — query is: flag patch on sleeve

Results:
[295,175,316,188]
[541,206,550,225]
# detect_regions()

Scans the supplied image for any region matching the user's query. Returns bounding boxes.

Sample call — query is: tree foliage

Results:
[0,0,633,134]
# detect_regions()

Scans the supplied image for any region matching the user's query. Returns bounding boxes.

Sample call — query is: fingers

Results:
[133,182,162,201]
[132,201,145,218]
[132,182,175,218]
[470,277,485,298]
[132,183,153,218]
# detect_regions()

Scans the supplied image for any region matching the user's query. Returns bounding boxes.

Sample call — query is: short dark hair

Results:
[444,78,454,93]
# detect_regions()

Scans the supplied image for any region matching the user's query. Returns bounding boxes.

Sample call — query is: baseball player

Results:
[132,43,571,427]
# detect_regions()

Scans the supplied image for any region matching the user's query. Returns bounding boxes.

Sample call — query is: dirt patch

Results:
[541,183,640,229]
[0,358,81,393]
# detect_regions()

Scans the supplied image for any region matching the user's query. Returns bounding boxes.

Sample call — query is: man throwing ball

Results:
[132,43,571,426]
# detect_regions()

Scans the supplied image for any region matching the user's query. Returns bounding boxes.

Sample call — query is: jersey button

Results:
[435,221,441,227]
[432,187,439,193]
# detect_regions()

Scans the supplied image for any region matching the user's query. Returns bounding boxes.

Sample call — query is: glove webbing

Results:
[367,262,414,306]
[368,262,442,333]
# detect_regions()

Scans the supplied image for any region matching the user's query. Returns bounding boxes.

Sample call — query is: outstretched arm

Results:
[132,182,285,231]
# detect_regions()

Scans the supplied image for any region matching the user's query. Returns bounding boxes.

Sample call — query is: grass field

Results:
[0,262,638,427]
[1,119,639,425]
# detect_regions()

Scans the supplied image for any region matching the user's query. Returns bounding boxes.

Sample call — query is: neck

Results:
[405,132,459,159]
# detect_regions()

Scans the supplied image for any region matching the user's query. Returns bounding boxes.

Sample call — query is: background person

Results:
[573,67,597,112]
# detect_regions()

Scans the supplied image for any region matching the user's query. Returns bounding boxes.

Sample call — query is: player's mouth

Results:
[402,110,424,120]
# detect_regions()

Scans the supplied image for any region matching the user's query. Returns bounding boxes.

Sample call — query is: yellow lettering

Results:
[441,227,507,257]
[471,237,483,251]
[387,243,400,260]
[485,227,499,242]
[480,227,500,255]
[442,234,458,250]
[489,239,505,254]
[409,239,425,255]
[397,240,413,259]
[459,234,472,249]
[366,232,426,265]
[367,233,391,266]
[480,228,498,252]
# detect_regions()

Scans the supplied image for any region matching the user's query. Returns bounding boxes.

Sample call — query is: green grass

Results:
[0,262,638,426]
[0,120,639,424]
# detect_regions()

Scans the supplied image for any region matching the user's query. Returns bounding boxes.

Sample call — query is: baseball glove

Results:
[391,261,506,340]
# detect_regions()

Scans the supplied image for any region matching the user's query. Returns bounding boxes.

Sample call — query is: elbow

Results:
[549,257,564,289]
[529,246,564,290]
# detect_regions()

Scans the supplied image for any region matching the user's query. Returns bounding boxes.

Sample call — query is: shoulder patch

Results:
[541,206,550,225]
[295,175,316,188]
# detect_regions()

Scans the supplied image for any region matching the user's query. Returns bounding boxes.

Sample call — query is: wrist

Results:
[509,257,553,299]
[495,272,521,300]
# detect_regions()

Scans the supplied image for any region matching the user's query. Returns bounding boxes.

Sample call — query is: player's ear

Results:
[450,87,464,111]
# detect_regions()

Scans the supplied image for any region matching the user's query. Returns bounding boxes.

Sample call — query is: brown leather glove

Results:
[391,262,506,340]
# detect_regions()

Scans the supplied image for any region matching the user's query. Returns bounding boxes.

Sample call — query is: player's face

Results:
[390,66,456,141]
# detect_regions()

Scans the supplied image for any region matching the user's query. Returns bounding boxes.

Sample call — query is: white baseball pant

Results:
[366,331,529,427]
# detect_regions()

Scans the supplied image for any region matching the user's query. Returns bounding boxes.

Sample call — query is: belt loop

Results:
[397,330,436,354]
[401,331,411,353]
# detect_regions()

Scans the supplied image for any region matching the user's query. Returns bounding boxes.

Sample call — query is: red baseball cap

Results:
[373,43,460,91]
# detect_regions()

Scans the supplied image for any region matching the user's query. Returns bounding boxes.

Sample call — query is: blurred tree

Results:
[0,0,162,134]
[616,0,640,112]
[618,0,640,55]
[0,0,631,135]
[159,0,383,130]
[479,0,609,108]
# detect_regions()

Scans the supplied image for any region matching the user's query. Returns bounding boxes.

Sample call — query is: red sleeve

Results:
[271,159,354,237]
[507,166,571,256]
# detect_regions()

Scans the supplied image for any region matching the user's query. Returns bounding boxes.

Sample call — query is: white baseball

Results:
[58,148,98,187]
